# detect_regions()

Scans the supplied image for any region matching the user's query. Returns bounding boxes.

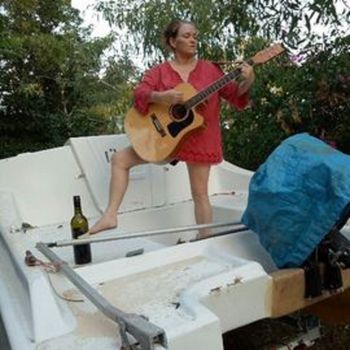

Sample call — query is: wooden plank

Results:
[270,267,350,318]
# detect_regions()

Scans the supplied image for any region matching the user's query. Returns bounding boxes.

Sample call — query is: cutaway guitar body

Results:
[125,83,205,163]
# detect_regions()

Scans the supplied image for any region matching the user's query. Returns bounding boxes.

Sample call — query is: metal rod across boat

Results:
[192,226,249,241]
[47,220,245,248]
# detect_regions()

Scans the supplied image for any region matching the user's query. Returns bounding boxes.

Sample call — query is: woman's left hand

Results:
[238,62,255,95]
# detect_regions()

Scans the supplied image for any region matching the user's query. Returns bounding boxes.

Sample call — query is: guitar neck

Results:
[184,58,254,110]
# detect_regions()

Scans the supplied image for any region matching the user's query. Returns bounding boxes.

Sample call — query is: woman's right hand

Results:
[151,89,184,105]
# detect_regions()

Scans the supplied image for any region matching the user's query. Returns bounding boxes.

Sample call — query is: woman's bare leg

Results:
[186,163,212,238]
[89,147,146,234]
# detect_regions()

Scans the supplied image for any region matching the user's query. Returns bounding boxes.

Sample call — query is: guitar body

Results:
[125,83,205,163]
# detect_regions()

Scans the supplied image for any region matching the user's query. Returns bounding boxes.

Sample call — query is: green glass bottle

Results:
[70,195,91,264]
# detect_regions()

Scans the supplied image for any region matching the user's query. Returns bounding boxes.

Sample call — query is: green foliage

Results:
[0,0,136,159]
[221,38,288,169]
[96,0,347,60]
[222,35,350,170]
[83,55,139,134]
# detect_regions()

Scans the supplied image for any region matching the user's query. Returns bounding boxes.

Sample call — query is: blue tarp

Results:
[242,133,350,268]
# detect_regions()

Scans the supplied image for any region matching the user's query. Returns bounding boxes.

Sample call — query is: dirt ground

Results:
[223,317,350,349]
[312,323,350,349]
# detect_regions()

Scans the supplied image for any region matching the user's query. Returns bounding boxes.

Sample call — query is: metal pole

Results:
[36,242,167,350]
[191,226,249,241]
[48,220,245,248]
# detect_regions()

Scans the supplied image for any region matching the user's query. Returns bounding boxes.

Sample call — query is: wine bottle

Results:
[70,195,92,264]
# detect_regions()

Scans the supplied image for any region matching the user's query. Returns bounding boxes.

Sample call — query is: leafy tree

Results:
[83,54,140,134]
[274,35,350,152]
[222,35,350,169]
[0,0,135,158]
[96,0,348,60]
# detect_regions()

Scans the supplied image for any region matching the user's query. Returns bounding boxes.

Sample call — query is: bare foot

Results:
[196,228,212,240]
[195,233,212,240]
[89,212,117,234]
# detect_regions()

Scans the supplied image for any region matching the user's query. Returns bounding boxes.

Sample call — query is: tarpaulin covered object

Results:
[242,133,350,268]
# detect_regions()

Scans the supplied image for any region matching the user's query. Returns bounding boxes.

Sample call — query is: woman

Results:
[90,19,255,238]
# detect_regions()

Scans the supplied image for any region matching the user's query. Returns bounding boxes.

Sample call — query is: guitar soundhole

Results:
[170,104,189,122]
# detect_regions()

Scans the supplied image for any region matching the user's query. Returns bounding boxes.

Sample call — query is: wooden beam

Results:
[270,267,350,318]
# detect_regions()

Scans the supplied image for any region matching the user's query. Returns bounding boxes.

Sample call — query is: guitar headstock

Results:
[251,43,285,65]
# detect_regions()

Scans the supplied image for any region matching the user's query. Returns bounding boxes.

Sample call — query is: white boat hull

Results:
[0,134,349,350]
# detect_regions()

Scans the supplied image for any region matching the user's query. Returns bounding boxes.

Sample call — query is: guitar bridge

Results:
[151,114,166,137]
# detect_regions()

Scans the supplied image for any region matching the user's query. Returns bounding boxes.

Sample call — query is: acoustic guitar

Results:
[124,43,285,163]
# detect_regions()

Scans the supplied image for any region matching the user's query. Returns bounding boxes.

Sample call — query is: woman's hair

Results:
[163,19,195,50]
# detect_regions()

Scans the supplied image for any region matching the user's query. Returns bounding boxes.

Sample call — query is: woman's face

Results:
[170,23,198,57]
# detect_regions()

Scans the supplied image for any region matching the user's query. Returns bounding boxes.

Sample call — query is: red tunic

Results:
[133,60,249,164]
